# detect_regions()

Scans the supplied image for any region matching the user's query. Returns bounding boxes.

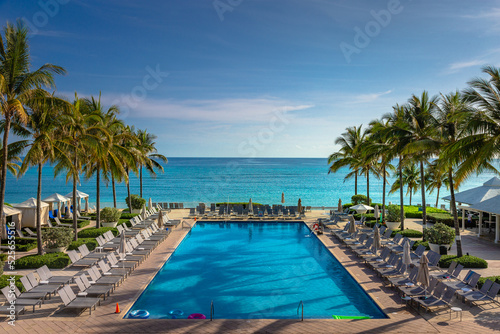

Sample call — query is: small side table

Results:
[401,296,412,309]
[450,307,462,321]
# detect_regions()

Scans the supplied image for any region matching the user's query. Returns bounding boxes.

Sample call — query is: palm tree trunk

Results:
[409,191,412,206]
[96,165,100,229]
[36,163,43,255]
[354,169,358,195]
[435,187,440,208]
[0,116,11,241]
[420,160,427,237]
[126,169,132,212]
[112,174,117,208]
[449,169,462,257]
[72,153,78,241]
[399,156,405,230]
[382,164,386,222]
[366,169,370,205]
[140,165,143,198]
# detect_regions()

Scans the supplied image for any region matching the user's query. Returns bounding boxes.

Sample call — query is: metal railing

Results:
[210,300,215,321]
[297,300,304,321]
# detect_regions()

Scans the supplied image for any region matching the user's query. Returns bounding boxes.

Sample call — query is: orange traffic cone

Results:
[115,303,120,313]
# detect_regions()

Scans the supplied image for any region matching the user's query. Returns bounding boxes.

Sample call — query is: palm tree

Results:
[402,92,440,233]
[390,164,420,205]
[437,91,477,257]
[135,129,168,198]
[83,94,117,228]
[425,162,447,208]
[19,95,70,254]
[328,126,364,195]
[0,20,65,240]
[54,93,102,240]
[0,137,27,180]
[356,133,379,205]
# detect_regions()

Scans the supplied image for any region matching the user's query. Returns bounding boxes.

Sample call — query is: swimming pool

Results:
[125,222,386,319]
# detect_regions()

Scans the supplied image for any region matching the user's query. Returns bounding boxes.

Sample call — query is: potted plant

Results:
[424,223,455,254]
[42,228,74,253]
[100,207,122,228]
[385,204,401,230]
[125,194,146,214]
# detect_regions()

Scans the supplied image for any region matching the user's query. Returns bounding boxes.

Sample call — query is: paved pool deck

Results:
[0,209,499,333]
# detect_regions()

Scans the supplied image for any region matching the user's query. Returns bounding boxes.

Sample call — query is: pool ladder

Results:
[297,300,304,321]
[210,300,214,321]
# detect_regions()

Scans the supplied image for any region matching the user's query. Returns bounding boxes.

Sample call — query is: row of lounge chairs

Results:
[0,207,173,317]
[191,204,303,219]
[154,202,184,210]
[331,222,500,314]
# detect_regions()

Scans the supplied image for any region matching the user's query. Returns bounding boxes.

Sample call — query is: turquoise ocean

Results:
[4,157,497,209]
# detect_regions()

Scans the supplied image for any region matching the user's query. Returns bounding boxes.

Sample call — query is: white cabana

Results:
[443,177,500,232]
[65,190,90,213]
[13,198,49,228]
[42,193,70,219]
[2,205,23,238]
[468,197,500,243]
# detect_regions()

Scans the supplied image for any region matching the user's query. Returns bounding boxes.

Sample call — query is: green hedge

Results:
[59,219,91,228]
[68,238,99,251]
[118,219,132,227]
[77,227,118,239]
[478,276,500,293]
[390,229,423,238]
[0,260,3,275]
[0,275,24,292]
[353,213,377,221]
[0,254,7,261]
[438,255,488,269]
[15,253,71,269]
[120,213,139,219]
[1,238,37,252]
[412,240,429,251]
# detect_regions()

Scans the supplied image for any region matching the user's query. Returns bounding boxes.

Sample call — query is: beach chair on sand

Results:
[58,285,101,315]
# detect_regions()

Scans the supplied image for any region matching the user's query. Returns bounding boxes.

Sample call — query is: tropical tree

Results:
[356,132,379,205]
[328,126,364,195]
[54,93,102,240]
[0,20,65,239]
[390,164,420,205]
[402,92,440,233]
[135,129,168,198]
[0,137,26,180]
[19,95,70,254]
[425,162,448,208]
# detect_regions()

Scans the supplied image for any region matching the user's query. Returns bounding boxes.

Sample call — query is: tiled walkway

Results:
[1,213,500,333]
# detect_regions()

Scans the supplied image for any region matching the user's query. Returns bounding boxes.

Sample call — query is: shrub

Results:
[125,194,146,210]
[439,255,488,269]
[77,227,118,238]
[353,213,377,222]
[42,228,74,249]
[478,276,500,292]
[68,238,99,251]
[120,213,139,219]
[351,194,370,205]
[100,207,121,223]
[386,205,401,222]
[15,253,71,269]
[403,206,449,219]
[0,254,7,261]
[0,275,24,292]
[118,219,132,227]
[424,223,455,245]
[0,260,3,275]
[412,240,429,251]
[1,238,37,252]
[427,213,455,226]
[59,219,91,228]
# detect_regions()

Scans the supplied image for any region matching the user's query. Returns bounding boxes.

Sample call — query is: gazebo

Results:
[42,193,70,218]
[13,198,49,228]
[65,190,90,213]
[443,177,500,242]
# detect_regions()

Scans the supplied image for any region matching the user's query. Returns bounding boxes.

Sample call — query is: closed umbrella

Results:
[416,253,430,297]
[118,231,126,261]
[148,198,153,211]
[248,198,253,216]
[348,216,356,234]
[402,240,412,268]
[141,204,147,220]
[372,225,381,255]
[158,209,163,228]
[297,199,302,216]
[338,198,342,212]
[65,204,72,219]
[374,204,379,220]
[281,192,285,204]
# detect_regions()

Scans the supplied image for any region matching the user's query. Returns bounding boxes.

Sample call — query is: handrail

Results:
[210,300,215,321]
[297,300,304,321]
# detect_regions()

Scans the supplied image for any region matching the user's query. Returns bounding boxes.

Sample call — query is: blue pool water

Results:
[126,222,386,319]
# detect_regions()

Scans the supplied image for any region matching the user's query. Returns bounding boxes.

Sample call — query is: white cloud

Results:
[448,60,485,73]
[351,90,393,104]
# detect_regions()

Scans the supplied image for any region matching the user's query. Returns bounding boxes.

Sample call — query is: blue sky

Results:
[1,0,499,158]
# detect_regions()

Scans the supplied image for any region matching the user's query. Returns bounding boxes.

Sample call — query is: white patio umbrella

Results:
[148,198,153,211]
[349,204,374,214]
[118,231,126,273]
[372,225,381,255]
[141,204,147,220]
[402,240,412,269]
[416,253,430,297]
